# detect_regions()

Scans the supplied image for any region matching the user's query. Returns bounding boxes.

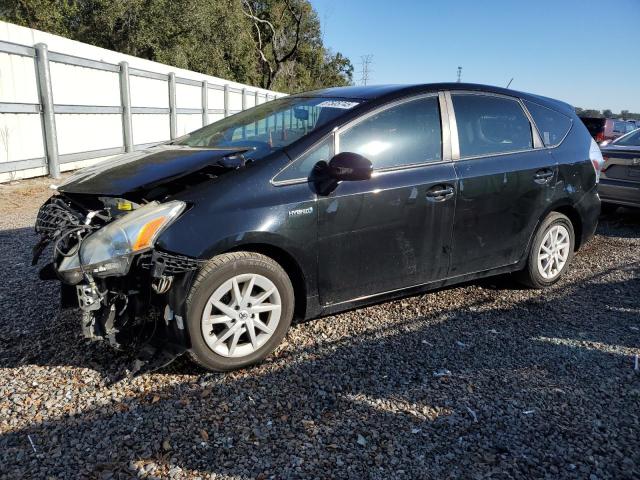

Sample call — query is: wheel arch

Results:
[552,204,583,251]
[520,201,584,267]
[224,242,308,320]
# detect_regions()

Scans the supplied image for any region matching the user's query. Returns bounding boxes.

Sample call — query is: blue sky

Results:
[310,0,640,112]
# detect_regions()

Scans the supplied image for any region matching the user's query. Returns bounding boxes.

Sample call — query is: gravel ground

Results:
[0,176,639,480]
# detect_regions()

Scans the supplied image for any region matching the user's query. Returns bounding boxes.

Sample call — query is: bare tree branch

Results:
[242,0,304,89]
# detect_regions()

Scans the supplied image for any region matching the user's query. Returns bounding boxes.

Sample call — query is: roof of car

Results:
[299,83,574,114]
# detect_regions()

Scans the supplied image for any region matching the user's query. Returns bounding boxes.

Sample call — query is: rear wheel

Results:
[517,212,575,288]
[186,252,294,371]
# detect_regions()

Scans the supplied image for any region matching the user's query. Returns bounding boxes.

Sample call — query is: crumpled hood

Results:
[58,145,245,197]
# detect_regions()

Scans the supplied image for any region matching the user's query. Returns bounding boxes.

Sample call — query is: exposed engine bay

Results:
[32,193,204,377]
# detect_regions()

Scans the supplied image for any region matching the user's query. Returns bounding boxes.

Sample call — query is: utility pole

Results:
[359,55,373,86]
[456,66,462,83]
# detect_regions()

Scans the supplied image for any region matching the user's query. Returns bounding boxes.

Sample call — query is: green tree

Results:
[0,0,352,92]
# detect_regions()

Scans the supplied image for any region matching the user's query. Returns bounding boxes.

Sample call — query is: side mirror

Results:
[328,152,372,181]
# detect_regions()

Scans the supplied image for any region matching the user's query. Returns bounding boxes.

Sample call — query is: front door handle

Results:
[426,185,455,201]
[534,169,554,183]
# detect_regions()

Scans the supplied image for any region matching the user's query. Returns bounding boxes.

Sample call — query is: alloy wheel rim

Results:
[201,273,282,358]
[537,224,570,280]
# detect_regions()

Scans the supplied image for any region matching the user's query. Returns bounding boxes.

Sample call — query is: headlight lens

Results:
[58,200,185,281]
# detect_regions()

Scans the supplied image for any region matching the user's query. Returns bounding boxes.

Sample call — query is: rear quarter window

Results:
[524,100,572,147]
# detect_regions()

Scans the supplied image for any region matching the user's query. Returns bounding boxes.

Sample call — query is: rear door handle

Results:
[534,169,554,183]
[426,185,455,200]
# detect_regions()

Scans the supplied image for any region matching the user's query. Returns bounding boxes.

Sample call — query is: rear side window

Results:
[452,94,533,158]
[339,96,442,170]
[524,100,572,147]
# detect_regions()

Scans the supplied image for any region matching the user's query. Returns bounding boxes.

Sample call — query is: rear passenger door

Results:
[446,92,555,276]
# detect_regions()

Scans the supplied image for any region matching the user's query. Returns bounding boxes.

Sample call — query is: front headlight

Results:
[58,200,185,281]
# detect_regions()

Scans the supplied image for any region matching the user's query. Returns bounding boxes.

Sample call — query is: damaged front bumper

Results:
[33,195,204,376]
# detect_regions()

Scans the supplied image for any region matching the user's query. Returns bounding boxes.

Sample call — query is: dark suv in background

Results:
[33,83,601,372]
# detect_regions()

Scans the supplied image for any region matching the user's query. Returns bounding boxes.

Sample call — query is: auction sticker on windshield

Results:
[316,100,360,109]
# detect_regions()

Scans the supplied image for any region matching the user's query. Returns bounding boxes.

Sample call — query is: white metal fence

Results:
[0,21,284,181]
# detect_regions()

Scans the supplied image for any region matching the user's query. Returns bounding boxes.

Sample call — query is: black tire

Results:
[516,212,575,289]
[186,251,294,371]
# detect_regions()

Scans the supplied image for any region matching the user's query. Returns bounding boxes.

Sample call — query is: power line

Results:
[359,55,373,86]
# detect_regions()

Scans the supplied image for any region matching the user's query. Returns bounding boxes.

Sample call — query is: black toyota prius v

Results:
[33,83,602,372]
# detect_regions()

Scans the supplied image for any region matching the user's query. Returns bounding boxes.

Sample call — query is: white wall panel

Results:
[0,113,44,162]
[55,114,122,154]
[208,88,225,111]
[177,114,202,136]
[176,83,200,109]
[229,91,243,111]
[130,76,168,108]
[50,63,119,106]
[132,114,169,145]
[0,52,38,103]
[0,20,285,180]
[206,113,224,126]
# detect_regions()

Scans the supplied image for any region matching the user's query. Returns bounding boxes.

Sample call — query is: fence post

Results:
[119,61,133,152]
[242,88,247,111]
[34,43,60,179]
[168,72,177,139]
[201,80,209,126]
[254,90,259,107]
[223,84,230,117]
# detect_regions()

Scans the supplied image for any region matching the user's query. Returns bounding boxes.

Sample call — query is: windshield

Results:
[613,128,640,146]
[174,96,361,159]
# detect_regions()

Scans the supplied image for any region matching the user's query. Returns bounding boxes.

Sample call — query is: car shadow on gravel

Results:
[597,206,640,239]
[2,261,639,479]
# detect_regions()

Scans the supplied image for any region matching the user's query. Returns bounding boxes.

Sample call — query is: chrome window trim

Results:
[448,90,543,161]
[444,92,460,160]
[372,158,455,174]
[438,92,452,162]
[272,92,446,186]
[521,99,574,149]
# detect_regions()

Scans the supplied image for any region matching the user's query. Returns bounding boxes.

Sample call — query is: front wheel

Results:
[517,212,575,288]
[186,252,294,371]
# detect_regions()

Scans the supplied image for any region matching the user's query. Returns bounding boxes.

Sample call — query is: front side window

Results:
[275,137,334,182]
[338,96,442,170]
[175,96,360,161]
[524,100,572,147]
[452,94,533,158]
